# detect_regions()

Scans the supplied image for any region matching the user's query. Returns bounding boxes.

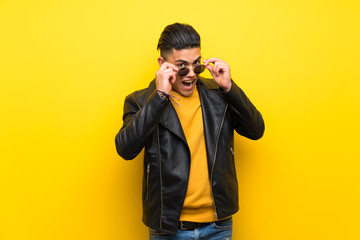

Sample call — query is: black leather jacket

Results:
[115,77,264,234]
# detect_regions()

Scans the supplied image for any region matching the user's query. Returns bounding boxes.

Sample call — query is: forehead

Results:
[166,48,201,62]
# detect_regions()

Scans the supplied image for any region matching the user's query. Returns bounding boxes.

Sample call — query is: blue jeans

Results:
[149,218,232,240]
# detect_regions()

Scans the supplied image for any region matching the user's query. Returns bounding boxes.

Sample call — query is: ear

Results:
[157,57,165,66]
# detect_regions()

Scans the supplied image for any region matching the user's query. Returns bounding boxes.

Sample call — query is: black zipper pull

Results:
[146,163,150,200]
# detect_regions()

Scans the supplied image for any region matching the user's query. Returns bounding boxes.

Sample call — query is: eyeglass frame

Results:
[177,64,205,77]
[162,56,206,77]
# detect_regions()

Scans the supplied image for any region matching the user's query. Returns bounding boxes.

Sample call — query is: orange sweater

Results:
[171,87,217,222]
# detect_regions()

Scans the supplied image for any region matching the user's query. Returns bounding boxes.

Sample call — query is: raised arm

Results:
[203,57,264,140]
[115,62,179,160]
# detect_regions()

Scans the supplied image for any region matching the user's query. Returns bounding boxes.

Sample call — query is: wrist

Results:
[156,90,171,100]
[220,80,233,93]
[222,82,232,93]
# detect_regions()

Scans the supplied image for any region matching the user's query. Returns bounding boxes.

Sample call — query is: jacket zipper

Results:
[157,126,164,228]
[210,104,228,220]
[146,163,150,201]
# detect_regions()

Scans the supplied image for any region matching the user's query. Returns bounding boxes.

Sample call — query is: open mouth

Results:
[182,80,195,88]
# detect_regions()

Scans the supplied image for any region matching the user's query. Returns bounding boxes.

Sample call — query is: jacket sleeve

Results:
[115,90,171,160]
[222,80,265,140]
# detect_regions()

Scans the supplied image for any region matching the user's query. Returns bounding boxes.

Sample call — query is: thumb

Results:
[205,63,213,72]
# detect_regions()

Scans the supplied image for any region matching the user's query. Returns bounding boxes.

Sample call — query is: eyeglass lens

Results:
[177,64,205,77]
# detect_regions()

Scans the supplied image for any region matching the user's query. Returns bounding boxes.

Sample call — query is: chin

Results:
[179,89,195,97]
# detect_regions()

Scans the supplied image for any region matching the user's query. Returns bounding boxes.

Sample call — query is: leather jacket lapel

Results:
[146,80,187,144]
[159,103,187,144]
[197,78,227,164]
[157,77,226,146]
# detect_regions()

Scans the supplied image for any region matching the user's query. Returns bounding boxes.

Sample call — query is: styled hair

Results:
[157,23,201,58]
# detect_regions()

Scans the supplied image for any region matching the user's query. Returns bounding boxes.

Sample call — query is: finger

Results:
[203,59,209,66]
[204,63,214,72]
[203,58,210,65]
[170,72,177,84]
[163,70,177,81]
[204,58,222,65]
[213,62,221,77]
[207,64,219,78]
[203,58,215,66]
[162,66,179,78]
[215,62,229,72]
[160,62,178,72]
[158,62,169,71]
[163,67,175,73]
[164,62,179,71]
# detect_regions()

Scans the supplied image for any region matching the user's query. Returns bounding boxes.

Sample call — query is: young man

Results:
[115,23,265,239]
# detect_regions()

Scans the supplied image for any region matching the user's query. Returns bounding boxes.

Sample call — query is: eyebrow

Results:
[174,56,202,64]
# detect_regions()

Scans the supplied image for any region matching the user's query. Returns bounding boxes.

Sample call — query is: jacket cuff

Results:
[150,89,171,110]
[220,79,239,99]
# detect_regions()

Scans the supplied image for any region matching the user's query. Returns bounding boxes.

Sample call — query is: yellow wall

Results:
[1,0,359,239]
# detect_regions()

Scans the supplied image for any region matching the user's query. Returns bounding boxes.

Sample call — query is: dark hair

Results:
[157,23,201,58]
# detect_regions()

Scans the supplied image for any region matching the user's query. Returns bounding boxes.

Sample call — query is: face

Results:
[159,47,202,97]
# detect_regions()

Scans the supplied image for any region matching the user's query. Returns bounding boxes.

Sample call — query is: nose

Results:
[186,65,196,77]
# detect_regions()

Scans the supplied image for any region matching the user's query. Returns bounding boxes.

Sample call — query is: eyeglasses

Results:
[177,64,205,77]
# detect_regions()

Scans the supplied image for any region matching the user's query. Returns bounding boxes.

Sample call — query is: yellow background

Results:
[1,0,359,239]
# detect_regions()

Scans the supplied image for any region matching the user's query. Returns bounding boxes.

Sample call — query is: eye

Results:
[194,60,201,65]
[177,63,185,68]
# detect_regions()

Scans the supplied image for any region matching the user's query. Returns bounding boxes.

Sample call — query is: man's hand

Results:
[203,58,232,92]
[155,62,178,93]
